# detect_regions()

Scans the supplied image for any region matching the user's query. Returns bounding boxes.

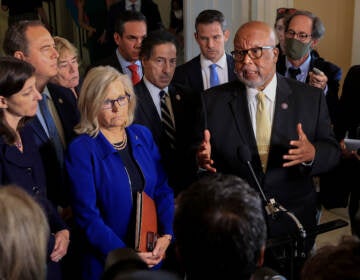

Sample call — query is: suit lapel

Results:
[28,117,48,143]
[135,81,162,142]
[226,53,237,82]
[190,56,204,91]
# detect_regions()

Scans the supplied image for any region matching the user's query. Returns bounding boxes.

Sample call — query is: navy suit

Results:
[28,84,79,207]
[134,80,204,195]
[203,74,340,244]
[0,124,67,280]
[277,52,342,125]
[172,53,237,93]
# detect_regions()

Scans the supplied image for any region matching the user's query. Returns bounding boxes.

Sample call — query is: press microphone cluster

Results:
[237,147,307,242]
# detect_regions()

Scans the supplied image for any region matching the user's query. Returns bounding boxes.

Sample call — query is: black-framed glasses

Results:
[102,93,130,110]
[285,30,312,41]
[231,46,275,62]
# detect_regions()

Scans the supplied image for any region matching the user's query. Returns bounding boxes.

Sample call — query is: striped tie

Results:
[159,90,176,149]
[256,91,271,172]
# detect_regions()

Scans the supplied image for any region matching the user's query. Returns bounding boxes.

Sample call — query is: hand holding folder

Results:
[135,191,158,252]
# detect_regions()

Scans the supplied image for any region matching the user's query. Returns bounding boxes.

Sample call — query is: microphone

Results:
[237,146,307,241]
[237,146,279,217]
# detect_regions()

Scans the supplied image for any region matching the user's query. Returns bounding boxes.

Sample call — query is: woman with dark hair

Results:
[0,56,69,280]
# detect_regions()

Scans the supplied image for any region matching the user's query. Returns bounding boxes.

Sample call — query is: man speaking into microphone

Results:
[197,20,340,277]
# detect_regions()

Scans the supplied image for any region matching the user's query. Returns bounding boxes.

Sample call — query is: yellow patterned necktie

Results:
[256,91,271,172]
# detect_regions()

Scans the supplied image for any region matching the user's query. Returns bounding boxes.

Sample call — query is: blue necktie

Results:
[39,94,64,166]
[209,64,220,87]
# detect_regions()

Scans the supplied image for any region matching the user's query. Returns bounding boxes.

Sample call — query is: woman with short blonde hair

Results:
[66,66,174,280]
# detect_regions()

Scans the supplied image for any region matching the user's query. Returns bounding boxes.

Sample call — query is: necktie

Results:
[39,94,64,166]
[127,64,141,85]
[131,3,136,11]
[159,90,176,149]
[209,64,220,87]
[256,91,271,172]
[288,67,301,80]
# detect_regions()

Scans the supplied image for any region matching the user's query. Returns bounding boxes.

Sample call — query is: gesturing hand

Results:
[283,123,315,167]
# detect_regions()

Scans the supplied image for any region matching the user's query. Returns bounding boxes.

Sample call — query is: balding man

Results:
[197,21,340,277]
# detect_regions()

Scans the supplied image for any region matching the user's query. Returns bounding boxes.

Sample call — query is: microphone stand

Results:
[245,160,307,258]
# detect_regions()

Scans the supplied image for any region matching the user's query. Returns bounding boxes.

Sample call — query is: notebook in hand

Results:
[135,191,158,252]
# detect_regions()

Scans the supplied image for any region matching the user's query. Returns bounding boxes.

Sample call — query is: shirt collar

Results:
[200,52,227,69]
[143,76,169,96]
[116,48,141,68]
[246,74,277,103]
[285,54,311,75]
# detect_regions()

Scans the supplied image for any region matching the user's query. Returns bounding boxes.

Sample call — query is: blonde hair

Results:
[53,36,78,59]
[75,66,137,137]
[0,185,49,280]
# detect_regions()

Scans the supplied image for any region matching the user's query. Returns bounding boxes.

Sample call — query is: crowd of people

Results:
[0,3,360,280]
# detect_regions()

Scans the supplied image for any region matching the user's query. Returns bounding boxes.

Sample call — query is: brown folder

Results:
[135,191,158,252]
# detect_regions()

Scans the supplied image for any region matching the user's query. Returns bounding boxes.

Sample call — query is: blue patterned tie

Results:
[159,90,176,149]
[209,64,220,87]
[39,94,64,166]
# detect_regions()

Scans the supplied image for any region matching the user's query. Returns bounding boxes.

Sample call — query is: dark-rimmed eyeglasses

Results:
[285,30,312,41]
[231,46,275,62]
[102,94,130,110]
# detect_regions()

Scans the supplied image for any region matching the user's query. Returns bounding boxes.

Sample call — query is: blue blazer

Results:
[65,124,174,280]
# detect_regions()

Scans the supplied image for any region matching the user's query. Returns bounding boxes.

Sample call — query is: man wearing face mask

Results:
[276,10,341,126]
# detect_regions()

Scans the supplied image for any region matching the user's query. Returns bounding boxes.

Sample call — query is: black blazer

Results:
[203,74,340,238]
[88,52,124,74]
[28,84,79,207]
[134,80,205,195]
[277,52,342,125]
[172,53,237,93]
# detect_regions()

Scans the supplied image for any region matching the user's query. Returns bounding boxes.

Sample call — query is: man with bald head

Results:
[198,21,340,276]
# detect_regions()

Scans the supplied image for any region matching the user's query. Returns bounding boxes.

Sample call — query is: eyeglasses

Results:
[102,94,130,110]
[285,30,312,41]
[276,7,297,16]
[231,46,275,62]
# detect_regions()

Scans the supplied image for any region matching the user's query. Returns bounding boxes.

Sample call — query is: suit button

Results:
[32,186,40,195]
[27,167,32,174]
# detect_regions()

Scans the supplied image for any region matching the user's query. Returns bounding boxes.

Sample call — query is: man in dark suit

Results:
[276,10,342,126]
[333,65,360,236]
[93,10,147,85]
[108,0,163,36]
[3,20,79,210]
[134,30,204,196]
[198,21,340,278]
[172,9,237,92]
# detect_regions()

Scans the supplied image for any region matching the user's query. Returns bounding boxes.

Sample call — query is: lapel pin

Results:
[175,94,181,101]
[58,98,64,104]
[281,102,288,110]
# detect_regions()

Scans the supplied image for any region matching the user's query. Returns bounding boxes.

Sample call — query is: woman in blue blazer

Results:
[0,57,70,280]
[65,66,174,280]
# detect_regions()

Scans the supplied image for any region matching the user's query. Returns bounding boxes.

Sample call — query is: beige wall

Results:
[294,0,355,89]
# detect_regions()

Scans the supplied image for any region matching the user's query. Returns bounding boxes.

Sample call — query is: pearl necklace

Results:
[112,133,127,151]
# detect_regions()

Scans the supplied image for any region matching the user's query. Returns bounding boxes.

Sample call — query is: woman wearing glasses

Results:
[65,66,174,280]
